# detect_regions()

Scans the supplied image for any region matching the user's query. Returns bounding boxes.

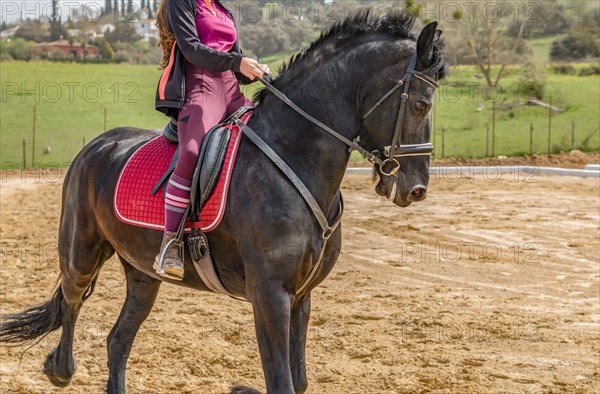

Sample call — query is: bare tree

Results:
[457,0,533,87]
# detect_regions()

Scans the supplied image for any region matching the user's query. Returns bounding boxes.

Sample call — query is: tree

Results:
[98,38,115,59]
[551,9,600,61]
[49,20,67,41]
[457,0,532,87]
[104,0,113,14]
[506,0,569,38]
[51,0,58,22]
[14,20,49,42]
[104,22,142,44]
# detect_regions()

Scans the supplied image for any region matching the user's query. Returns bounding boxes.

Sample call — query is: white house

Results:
[85,23,115,41]
[1,26,20,39]
[134,19,158,42]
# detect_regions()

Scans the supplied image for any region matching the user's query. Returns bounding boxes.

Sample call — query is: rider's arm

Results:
[230,39,255,85]
[167,0,243,73]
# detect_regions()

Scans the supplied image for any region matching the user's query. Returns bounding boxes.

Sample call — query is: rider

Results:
[154,0,270,280]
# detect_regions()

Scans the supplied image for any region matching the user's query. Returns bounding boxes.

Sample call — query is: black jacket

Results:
[155,0,253,118]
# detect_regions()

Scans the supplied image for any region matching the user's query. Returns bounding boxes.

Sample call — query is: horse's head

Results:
[359,21,446,207]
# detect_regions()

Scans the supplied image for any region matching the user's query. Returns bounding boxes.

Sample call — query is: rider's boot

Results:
[153,231,184,281]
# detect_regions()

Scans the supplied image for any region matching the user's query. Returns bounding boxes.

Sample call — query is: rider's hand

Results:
[240,57,271,80]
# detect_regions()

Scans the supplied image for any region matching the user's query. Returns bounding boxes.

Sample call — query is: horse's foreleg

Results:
[289,294,310,394]
[107,256,161,394]
[246,283,295,394]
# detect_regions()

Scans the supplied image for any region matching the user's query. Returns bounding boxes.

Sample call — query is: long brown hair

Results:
[156,0,175,69]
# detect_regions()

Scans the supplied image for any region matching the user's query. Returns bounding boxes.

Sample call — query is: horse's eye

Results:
[415,101,427,112]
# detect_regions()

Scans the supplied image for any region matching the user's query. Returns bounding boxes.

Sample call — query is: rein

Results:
[255,76,383,166]
[255,50,439,177]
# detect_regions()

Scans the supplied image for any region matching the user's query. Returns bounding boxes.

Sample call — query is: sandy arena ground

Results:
[0,164,599,393]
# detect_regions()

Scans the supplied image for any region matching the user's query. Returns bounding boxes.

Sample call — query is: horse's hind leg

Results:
[107,256,161,394]
[289,294,311,394]
[44,236,114,387]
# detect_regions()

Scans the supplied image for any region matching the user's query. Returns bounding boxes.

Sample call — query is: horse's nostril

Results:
[409,186,427,201]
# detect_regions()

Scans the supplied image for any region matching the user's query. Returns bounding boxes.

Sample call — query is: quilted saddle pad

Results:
[113,112,251,232]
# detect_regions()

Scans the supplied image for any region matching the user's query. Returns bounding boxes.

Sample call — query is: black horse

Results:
[1,9,446,394]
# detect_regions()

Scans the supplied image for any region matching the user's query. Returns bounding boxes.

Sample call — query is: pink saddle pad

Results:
[113,111,251,232]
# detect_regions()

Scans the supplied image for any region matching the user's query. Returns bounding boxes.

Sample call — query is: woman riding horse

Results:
[154,0,271,280]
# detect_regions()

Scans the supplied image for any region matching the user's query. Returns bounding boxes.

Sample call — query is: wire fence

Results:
[9,102,600,169]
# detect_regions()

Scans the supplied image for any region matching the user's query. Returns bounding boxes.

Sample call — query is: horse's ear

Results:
[416,21,438,70]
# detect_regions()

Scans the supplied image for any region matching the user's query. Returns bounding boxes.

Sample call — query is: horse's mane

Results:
[252,8,447,104]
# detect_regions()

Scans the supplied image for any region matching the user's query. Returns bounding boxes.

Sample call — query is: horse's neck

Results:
[250,75,358,210]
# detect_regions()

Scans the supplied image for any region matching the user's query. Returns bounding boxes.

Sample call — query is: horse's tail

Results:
[0,280,64,345]
[0,274,99,346]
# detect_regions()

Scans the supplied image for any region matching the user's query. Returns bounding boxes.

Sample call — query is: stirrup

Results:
[154,237,184,280]
[155,207,189,280]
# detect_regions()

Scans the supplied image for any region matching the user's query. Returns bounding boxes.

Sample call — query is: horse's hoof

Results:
[230,386,262,394]
[43,349,76,387]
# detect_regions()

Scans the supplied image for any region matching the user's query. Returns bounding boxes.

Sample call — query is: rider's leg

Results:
[156,67,238,280]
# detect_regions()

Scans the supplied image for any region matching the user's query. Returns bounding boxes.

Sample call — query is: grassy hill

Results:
[0,60,598,167]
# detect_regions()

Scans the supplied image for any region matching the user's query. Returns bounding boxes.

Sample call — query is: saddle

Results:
[151,105,254,220]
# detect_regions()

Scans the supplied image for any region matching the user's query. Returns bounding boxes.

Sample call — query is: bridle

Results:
[361,51,439,176]
[256,49,440,177]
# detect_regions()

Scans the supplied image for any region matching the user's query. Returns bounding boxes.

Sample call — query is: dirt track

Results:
[1,166,599,393]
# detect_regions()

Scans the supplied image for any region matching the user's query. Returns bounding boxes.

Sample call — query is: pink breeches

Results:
[173,63,252,181]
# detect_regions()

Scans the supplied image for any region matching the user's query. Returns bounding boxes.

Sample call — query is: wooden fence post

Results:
[548,96,552,154]
[31,105,36,168]
[22,138,27,170]
[442,127,446,159]
[492,100,496,157]
[529,123,533,156]
[485,123,489,157]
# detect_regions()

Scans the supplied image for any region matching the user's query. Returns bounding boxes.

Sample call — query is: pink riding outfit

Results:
[164,0,252,231]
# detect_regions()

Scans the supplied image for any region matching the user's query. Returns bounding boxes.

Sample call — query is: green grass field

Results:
[1,60,598,166]
[432,64,600,158]
[527,35,567,64]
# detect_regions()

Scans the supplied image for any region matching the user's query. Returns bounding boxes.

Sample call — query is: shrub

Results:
[50,49,66,60]
[518,62,547,100]
[579,66,600,76]
[112,50,130,63]
[552,65,576,75]
[1,38,33,60]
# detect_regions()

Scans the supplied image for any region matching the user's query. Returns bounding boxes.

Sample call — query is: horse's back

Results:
[66,127,157,184]
[60,127,158,229]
